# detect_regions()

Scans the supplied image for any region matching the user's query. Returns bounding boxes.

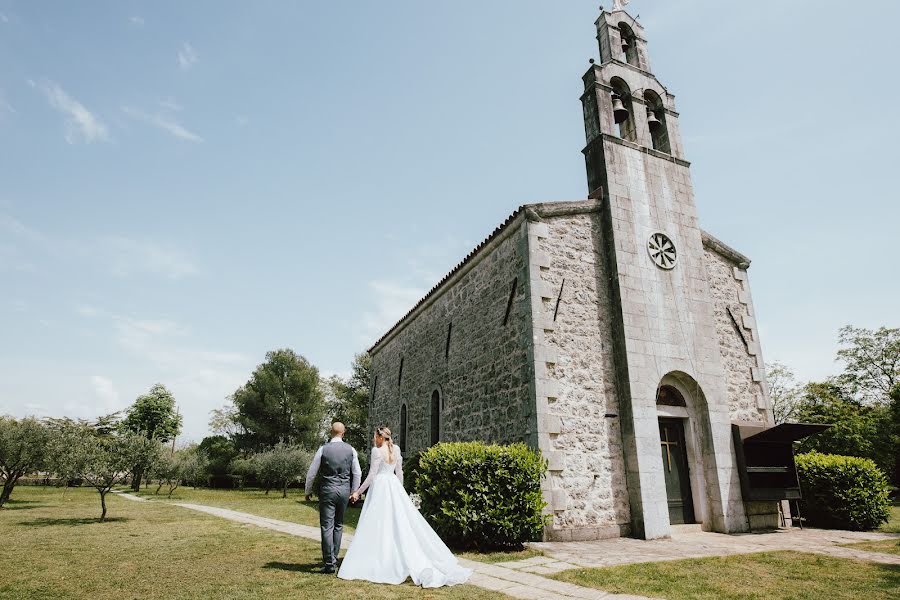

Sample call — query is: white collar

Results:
[328,436,343,443]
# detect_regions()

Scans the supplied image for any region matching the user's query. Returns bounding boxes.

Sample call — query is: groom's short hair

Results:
[331,422,346,437]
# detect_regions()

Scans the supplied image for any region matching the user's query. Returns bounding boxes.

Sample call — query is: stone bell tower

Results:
[581,8,750,539]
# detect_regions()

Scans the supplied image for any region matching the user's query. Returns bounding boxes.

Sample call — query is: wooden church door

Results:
[659,418,695,524]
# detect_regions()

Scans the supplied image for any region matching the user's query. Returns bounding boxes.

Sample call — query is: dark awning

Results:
[743,422,831,444]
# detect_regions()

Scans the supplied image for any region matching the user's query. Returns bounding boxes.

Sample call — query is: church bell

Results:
[620,35,630,52]
[646,108,661,131]
[612,95,629,124]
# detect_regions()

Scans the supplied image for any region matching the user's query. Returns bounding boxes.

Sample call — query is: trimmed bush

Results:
[796,451,891,531]
[415,442,548,550]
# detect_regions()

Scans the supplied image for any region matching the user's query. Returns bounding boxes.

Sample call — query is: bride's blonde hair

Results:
[376,426,395,464]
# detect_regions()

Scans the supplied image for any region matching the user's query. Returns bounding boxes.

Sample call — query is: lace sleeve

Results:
[355,447,381,495]
[394,447,404,489]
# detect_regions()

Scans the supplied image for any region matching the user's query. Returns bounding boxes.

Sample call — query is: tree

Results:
[766,361,804,424]
[252,443,311,498]
[209,403,242,437]
[151,445,203,497]
[889,384,900,484]
[793,380,895,476]
[121,384,182,491]
[326,352,371,453]
[231,349,325,452]
[197,435,239,486]
[70,429,159,521]
[836,325,900,404]
[44,418,85,495]
[0,417,50,507]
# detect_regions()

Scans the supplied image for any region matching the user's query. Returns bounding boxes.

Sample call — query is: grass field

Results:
[126,485,543,563]
[842,499,900,556]
[127,485,361,530]
[0,486,506,600]
[551,551,900,600]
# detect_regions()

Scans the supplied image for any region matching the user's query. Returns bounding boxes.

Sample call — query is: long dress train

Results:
[337,446,471,588]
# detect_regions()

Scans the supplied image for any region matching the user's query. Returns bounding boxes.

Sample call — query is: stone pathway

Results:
[529,527,900,569]
[111,491,656,600]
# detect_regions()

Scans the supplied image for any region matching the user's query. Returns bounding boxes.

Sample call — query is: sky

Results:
[1,1,898,442]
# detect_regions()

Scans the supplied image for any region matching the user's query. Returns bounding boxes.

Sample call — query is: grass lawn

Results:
[0,486,506,600]
[551,551,900,600]
[880,499,900,534]
[125,485,360,530]
[458,547,545,564]
[126,485,542,563]
[845,539,900,556]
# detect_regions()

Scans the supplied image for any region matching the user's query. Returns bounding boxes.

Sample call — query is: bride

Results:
[337,426,472,588]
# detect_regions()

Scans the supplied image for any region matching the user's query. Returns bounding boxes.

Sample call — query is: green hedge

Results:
[415,442,548,550]
[796,451,891,531]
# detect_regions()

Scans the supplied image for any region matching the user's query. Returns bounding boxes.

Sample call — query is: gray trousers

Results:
[319,487,349,568]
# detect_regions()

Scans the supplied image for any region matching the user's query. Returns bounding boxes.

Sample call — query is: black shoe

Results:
[322,566,336,574]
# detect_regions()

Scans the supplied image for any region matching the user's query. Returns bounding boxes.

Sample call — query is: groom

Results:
[304,422,362,573]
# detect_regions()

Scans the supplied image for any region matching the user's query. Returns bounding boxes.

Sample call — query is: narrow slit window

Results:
[445,322,452,359]
[503,277,518,326]
[553,279,566,321]
[398,357,404,386]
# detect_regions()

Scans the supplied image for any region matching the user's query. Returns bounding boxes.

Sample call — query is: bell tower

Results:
[582,7,750,539]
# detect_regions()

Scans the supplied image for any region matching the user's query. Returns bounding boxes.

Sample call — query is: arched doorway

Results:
[656,383,697,525]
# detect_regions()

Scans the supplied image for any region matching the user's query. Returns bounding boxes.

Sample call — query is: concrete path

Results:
[530,527,900,570]
[111,491,656,600]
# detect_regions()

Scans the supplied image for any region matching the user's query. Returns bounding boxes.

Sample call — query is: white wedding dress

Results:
[337,446,472,588]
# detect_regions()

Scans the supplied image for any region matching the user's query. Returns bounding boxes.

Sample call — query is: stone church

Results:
[367,8,779,541]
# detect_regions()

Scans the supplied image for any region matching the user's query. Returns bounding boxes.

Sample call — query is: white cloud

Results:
[177,42,198,70]
[159,98,183,111]
[129,16,144,25]
[1,213,199,279]
[0,13,8,24]
[90,375,121,413]
[360,280,427,343]
[122,106,203,143]
[103,235,198,278]
[31,79,109,144]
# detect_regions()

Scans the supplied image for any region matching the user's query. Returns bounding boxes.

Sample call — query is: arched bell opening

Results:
[643,89,670,154]
[618,22,639,67]
[610,77,636,142]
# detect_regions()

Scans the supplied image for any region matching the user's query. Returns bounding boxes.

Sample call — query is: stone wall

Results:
[368,217,534,456]
[703,246,772,424]
[531,208,632,539]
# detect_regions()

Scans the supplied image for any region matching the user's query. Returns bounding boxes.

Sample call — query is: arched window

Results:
[657,384,687,407]
[618,23,638,67]
[643,90,670,154]
[430,390,441,446]
[399,403,407,451]
[610,77,636,142]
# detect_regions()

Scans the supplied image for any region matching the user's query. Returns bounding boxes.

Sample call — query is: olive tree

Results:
[71,430,160,521]
[253,443,311,498]
[0,417,50,507]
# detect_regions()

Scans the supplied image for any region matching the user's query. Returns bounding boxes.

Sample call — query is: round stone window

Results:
[647,232,677,269]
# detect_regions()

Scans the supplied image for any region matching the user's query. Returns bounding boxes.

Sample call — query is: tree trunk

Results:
[0,476,18,507]
[155,481,164,495]
[100,490,108,522]
[131,466,143,492]
[282,480,288,499]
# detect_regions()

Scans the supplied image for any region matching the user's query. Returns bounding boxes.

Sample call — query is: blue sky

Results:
[2,1,898,441]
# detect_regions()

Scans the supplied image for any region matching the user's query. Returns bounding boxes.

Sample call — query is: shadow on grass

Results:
[262,561,324,574]
[21,517,130,527]
[1,499,46,511]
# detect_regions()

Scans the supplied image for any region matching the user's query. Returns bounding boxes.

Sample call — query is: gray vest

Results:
[319,441,354,494]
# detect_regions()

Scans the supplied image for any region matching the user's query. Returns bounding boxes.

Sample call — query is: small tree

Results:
[0,417,50,507]
[44,419,85,495]
[121,383,182,491]
[252,443,311,498]
[767,362,804,424]
[71,430,159,521]
[152,446,202,497]
[836,325,899,404]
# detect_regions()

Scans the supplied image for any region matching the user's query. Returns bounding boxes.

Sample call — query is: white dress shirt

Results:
[304,436,362,496]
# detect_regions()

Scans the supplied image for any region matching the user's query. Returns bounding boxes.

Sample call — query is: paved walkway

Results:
[528,527,900,570]
[111,491,655,600]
